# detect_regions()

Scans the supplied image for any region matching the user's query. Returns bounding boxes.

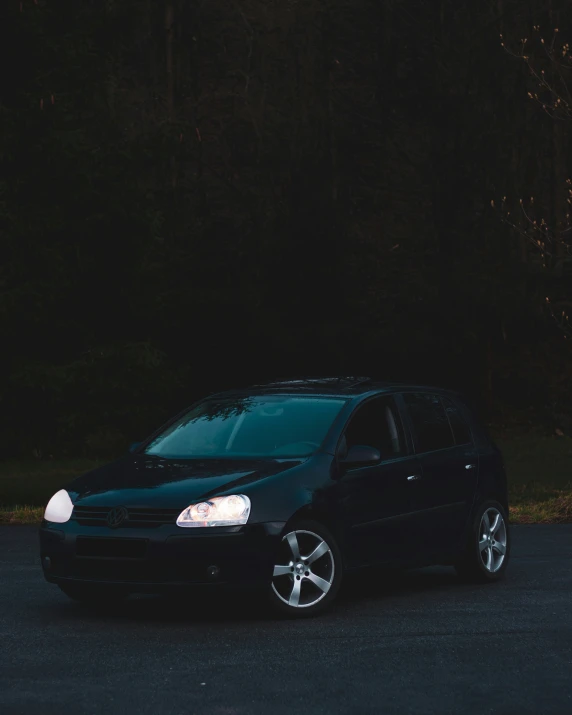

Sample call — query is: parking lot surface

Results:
[1,524,571,715]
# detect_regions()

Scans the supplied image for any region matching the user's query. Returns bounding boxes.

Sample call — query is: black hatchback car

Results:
[40,377,510,617]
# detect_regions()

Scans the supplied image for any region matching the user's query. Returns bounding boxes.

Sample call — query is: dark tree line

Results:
[1,0,571,458]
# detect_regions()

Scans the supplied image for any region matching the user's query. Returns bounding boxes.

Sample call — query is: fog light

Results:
[42,556,51,570]
[206,565,220,579]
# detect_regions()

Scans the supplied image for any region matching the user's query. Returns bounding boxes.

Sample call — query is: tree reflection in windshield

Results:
[144,395,347,459]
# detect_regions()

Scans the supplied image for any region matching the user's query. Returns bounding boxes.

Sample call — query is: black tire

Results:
[268,519,343,618]
[455,499,511,583]
[58,582,130,605]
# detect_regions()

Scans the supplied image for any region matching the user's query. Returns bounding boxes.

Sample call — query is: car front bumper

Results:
[39,520,286,593]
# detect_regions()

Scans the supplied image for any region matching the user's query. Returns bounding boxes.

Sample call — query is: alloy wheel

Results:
[271,529,335,608]
[478,507,507,573]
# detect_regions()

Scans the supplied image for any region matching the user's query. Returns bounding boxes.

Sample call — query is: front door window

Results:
[342,396,406,461]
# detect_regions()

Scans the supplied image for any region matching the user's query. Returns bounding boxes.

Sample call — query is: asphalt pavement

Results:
[1,525,571,715]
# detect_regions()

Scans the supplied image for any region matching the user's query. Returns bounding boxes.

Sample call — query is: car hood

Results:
[66,455,306,508]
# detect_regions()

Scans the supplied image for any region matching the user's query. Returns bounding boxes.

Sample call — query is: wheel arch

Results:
[474,476,509,515]
[283,505,350,568]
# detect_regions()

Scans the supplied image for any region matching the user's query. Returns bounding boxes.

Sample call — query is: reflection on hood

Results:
[65,455,305,508]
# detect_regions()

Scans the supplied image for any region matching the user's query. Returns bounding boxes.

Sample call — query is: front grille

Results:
[72,506,179,528]
[76,536,148,559]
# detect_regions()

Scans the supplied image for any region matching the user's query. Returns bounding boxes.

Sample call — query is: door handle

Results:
[407,474,421,481]
[465,464,476,470]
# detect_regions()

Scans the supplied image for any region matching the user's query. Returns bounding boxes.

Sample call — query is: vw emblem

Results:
[107,506,128,528]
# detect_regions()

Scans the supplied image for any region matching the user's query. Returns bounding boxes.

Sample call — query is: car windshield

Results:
[143,395,347,459]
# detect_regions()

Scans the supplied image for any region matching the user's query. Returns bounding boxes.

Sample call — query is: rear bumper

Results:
[39,520,285,593]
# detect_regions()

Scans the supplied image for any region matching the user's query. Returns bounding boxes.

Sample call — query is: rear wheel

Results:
[455,500,510,582]
[58,582,129,605]
[268,520,343,618]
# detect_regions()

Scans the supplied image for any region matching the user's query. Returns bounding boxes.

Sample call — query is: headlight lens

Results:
[44,489,74,523]
[176,494,251,527]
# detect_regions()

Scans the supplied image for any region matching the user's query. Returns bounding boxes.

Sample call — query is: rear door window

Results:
[441,396,473,445]
[402,392,454,453]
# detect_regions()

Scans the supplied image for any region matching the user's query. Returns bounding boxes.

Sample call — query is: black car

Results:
[40,377,510,617]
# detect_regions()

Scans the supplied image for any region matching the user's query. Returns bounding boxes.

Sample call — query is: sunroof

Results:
[256,377,372,389]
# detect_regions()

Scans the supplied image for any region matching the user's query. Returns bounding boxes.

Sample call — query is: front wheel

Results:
[268,520,343,618]
[455,500,510,582]
[58,582,130,605]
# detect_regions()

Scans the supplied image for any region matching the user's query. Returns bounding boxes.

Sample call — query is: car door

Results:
[333,395,423,568]
[398,392,479,561]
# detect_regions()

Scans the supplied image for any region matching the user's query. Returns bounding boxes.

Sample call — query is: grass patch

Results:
[0,505,44,524]
[509,493,572,524]
[495,432,572,523]
[0,458,106,509]
[0,434,570,524]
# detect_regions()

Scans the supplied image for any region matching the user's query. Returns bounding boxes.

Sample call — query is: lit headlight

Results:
[44,489,74,523]
[176,494,251,528]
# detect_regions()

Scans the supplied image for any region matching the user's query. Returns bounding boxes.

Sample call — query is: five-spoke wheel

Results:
[455,500,510,582]
[269,520,342,617]
[478,507,508,573]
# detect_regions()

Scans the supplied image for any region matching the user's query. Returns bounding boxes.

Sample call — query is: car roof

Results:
[206,377,460,400]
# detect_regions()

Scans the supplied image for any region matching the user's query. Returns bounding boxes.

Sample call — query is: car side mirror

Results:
[340,445,381,467]
[128,441,142,453]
